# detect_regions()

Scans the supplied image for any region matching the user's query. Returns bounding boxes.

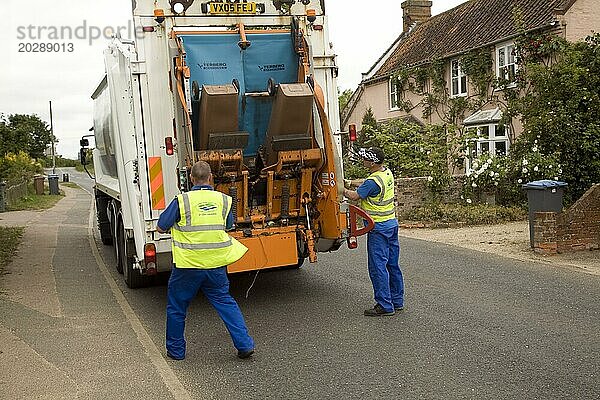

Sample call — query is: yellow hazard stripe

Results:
[148,157,166,210]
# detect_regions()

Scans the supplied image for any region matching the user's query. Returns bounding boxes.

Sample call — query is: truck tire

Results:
[114,218,125,274]
[95,191,113,245]
[118,224,150,289]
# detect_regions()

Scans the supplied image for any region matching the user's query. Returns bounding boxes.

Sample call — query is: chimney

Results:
[401,0,433,32]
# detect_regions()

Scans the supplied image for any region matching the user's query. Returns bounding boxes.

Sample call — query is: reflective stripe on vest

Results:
[360,168,396,223]
[172,238,233,250]
[171,190,247,269]
[172,224,226,232]
[365,174,395,207]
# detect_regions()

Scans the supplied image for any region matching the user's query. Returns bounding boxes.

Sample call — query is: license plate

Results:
[209,2,257,15]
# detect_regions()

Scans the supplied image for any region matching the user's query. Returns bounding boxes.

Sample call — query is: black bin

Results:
[62,173,69,183]
[48,174,60,195]
[522,180,568,248]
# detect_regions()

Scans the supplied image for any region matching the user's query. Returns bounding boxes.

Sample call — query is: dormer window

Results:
[451,59,467,97]
[496,43,517,84]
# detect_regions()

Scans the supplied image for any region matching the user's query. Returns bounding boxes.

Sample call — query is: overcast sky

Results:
[1,0,467,159]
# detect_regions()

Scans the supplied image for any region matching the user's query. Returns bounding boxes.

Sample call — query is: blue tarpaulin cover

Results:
[522,180,569,189]
[181,33,299,156]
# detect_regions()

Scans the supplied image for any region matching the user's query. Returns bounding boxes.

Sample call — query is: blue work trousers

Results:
[367,225,404,313]
[166,266,254,359]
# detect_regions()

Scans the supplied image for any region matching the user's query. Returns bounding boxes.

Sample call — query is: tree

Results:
[0,114,55,159]
[338,88,354,118]
[507,33,600,201]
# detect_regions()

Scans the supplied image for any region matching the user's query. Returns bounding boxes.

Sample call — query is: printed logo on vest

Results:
[198,202,218,213]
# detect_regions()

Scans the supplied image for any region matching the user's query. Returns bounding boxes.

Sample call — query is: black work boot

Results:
[364,304,395,317]
[237,349,255,359]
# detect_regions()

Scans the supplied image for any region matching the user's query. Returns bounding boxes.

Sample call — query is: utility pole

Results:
[49,100,56,174]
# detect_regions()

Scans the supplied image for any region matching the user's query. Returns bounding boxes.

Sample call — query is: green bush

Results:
[463,150,563,207]
[344,111,460,201]
[508,32,600,202]
[400,203,527,227]
[0,151,43,185]
[40,156,78,168]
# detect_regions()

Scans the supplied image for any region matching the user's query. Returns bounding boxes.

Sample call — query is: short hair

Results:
[191,161,211,183]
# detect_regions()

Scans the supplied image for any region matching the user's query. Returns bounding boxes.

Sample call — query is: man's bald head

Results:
[190,161,212,185]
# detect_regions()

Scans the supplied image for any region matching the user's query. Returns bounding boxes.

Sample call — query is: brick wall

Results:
[395,176,465,214]
[350,176,465,215]
[533,184,600,255]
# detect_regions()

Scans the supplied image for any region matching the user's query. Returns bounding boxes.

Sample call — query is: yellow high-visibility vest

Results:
[171,190,247,269]
[360,168,396,223]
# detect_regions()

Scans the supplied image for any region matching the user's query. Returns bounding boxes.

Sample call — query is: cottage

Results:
[342,0,599,168]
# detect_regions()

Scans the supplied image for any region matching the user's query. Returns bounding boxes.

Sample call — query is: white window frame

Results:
[450,59,467,97]
[466,123,511,170]
[496,42,517,85]
[389,77,401,110]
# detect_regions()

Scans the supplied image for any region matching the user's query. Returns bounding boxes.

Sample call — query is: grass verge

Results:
[399,203,527,227]
[61,182,81,189]
[75,164,95,175]
[0,226,24,273]
[6,184,64,211]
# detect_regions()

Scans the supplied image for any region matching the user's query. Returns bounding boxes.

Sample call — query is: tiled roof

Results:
[370,0,573,80]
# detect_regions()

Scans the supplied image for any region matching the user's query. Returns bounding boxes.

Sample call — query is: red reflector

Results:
[313,25,323,30]
[165,137,174,156]
[144,244,156,260]
[349,124,357,142]
[347,236,358,249]
[143,26,155,32]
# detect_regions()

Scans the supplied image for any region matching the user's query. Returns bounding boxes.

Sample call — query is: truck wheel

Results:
[95,191,112,245]
[119,226,149,289]
[115,219,124,274]
[99,224,112,245]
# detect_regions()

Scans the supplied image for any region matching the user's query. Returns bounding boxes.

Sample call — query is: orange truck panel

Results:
[148,157,166,210]
[228,233,298,273]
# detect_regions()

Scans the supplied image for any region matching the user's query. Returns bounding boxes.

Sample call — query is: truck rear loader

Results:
[81,0,372,288]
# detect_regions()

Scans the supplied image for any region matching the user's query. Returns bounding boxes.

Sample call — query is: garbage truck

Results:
[81,0,373,288]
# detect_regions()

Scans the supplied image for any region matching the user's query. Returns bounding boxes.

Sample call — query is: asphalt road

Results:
[61,167,600,399]
[54,167,95,195]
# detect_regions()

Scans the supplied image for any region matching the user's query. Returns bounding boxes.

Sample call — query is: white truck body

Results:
[89,0,355,288]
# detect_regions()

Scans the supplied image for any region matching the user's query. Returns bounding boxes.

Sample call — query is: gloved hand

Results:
[344,179,352,189]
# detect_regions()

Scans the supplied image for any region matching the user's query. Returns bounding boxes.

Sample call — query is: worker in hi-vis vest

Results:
[157,161,255,359]
[343,147,404,317]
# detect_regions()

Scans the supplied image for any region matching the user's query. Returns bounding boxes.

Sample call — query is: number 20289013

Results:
[18,42,74,53]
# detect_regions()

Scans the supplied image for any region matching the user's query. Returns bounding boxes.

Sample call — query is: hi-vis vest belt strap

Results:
[360,168,396,223]
[171,190,248,269]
